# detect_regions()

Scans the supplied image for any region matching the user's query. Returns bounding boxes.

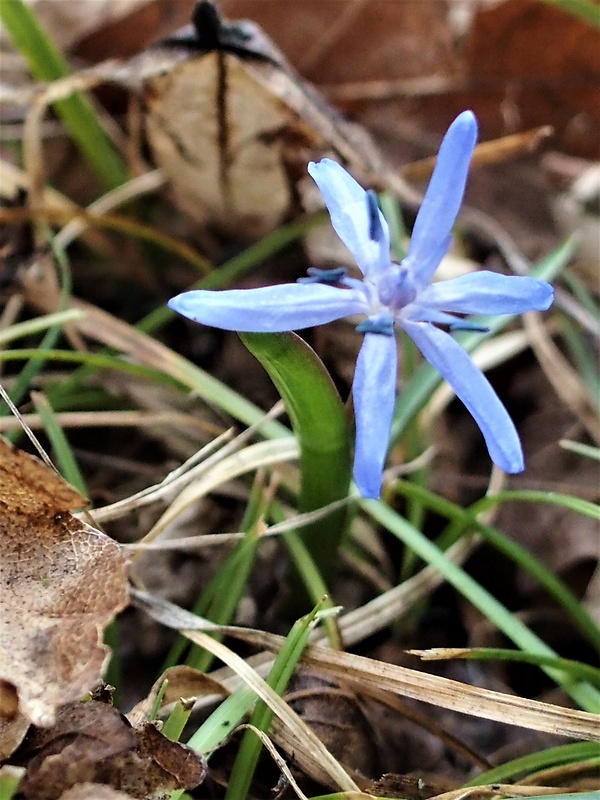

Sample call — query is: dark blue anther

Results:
[366,190,383,243]
[298,267,347,285]
[356,317,394,336]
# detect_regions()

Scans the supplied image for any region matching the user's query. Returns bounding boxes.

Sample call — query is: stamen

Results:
[366,190,383,243]
[357,316,394,336]
[298,267,347,285]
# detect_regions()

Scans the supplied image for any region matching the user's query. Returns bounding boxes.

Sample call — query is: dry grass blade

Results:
[332,536,478,647]
[430,787,571,800]
[54,170,166,249]
[127,496,353,552]
[90,430,234,524]
[524,310,600,442]
[0,409,213,434]
[236,723,308,800]
[298,644,600,742]
[176,630,359,792]
[402,126,554,183]
[133,591,600,742]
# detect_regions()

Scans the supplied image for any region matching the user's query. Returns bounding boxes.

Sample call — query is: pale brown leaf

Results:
[15,700,207,798]
[0,438,129,727]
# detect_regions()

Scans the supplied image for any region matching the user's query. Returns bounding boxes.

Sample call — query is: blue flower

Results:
[169,111,553,499]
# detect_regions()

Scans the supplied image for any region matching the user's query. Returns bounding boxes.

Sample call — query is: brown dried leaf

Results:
[138,3,413,238]
[127,664,227,727]
[16,701,207,798]
[219,0,458,87]
[0,438,129,727]
[425,0,600,158]
[286,670,380,778]
[0,707,29,761]
[59,786,136,800]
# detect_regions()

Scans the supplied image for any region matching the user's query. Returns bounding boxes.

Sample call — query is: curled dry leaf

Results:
[127,664,228,727]
[127,1,412,238]
[0,706,29,761]
[14,700,207,798]
[0,437,129,727]
[285,669,381,779]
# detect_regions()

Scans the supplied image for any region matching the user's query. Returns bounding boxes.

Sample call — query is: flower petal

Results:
[308,159,390,277]
[403,321,525,473]
[403,111,478,287]
[417,272,554,315]
[168,283,368,332]
[352,331,398,498]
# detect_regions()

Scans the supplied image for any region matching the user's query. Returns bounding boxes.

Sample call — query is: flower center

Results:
[376,263,417,311]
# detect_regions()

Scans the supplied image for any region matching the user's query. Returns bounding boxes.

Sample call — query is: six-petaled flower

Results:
[169,111,553,499]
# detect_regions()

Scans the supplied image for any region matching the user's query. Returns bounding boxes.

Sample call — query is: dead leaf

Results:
[136,722,207,789]
[219,0,458,87]
[126,664,228,727]
[0,437,129,727]
[15,700,207,798]
[59,786,136,800]
[286,670,381,778]
[136,1,413,238]
[424,0,600,159]
[0,708,29,761]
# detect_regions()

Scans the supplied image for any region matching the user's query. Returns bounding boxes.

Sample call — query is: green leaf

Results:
[466,742,600,785]
[240,332,352,585]
[0,0,127,188]
[364,497,600,712]
[224,600,325,800]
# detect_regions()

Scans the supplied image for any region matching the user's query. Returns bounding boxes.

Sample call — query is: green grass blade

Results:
[162,697,195,742]
[0,769,22,800]
[536,0,600,27]
[240,332,352,584]
[395,481,600,657]
[466,741,600,785]
[269,499,342,647]
[363,498,600,711]
[439,489,600,654]
[30,392,87,493]
[0,349,182,388]
[224,600,326,800]
[2,239,74,424]
[0,0,127,188]
[182,479,266,672]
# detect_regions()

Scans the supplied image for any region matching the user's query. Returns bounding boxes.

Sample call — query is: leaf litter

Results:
[0,0,599,798]
[0,437,128,729]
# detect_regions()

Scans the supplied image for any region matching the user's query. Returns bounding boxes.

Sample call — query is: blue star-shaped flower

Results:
[169,111,553,499]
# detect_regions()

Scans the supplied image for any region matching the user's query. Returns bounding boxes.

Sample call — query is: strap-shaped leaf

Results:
[240,331,352,583]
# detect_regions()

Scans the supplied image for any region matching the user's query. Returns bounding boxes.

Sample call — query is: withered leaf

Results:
[137,722,207,789]
[59,786,137,800]
[127,664,227,727]
[131,2,408,238]
[0,438,129,727]
[286,669,380,779]
[0,706,29,761]
[16,701,206,799]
